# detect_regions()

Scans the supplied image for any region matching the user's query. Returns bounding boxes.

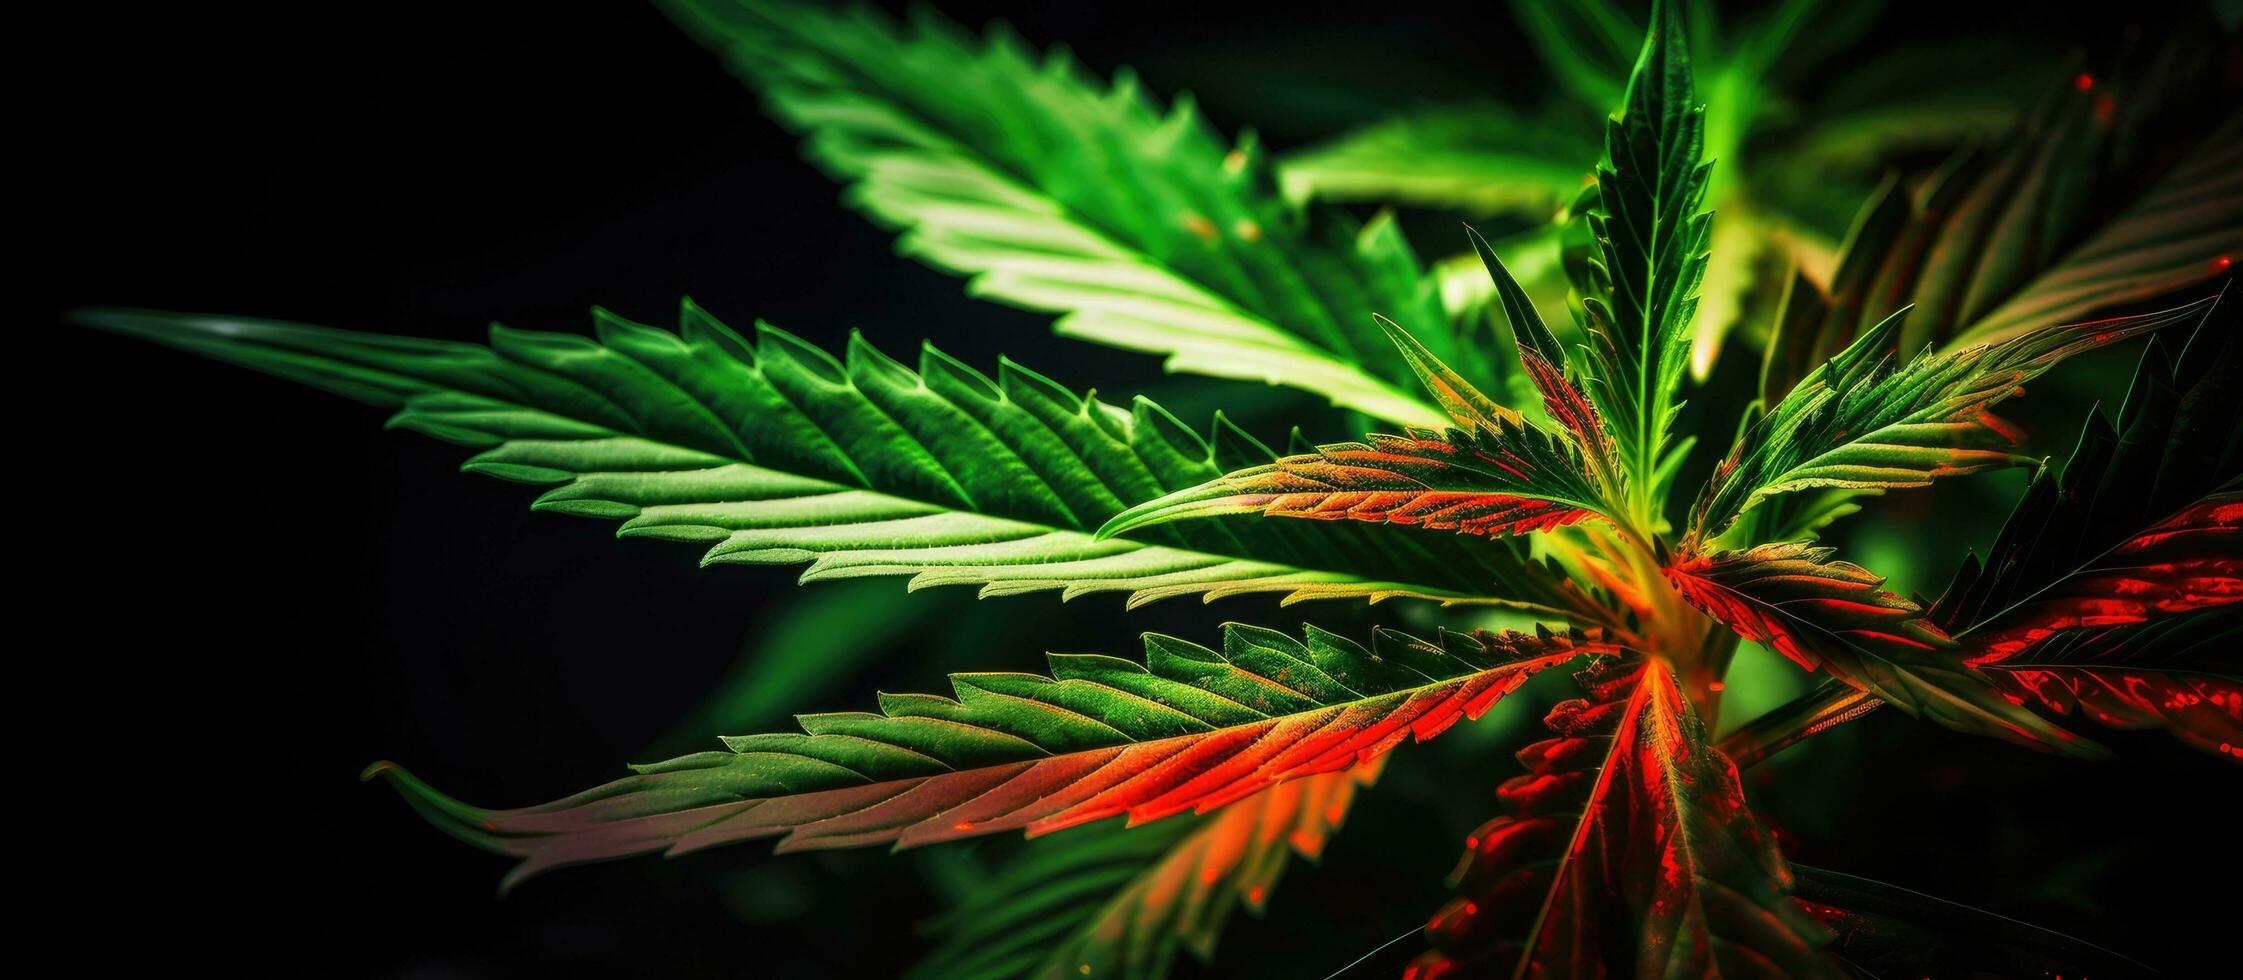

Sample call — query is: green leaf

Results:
[1470,226,1625,490]
[1571,0,1715,500]
[1691,297,2214,542]
[1416,655,1841,978]
[1763,61,2241,399]
[1930,295,2243,758]
[77,303,1566,611]
[1277,101,1597,219]
[912,763,1379,980]
[1099,307,1627,574]
[364,623,1614,890]
[663,0,1475,426]
[1666,541,2107,758]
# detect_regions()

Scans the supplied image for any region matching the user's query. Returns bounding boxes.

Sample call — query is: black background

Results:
[36,2,2242,976]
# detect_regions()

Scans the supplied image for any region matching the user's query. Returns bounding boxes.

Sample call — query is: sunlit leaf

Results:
[913,762,1381,980]
[1692,297,2214,542]
[1411,655,1841,979]
[1931,297,2243,758]
[366,624,1613,890]
[662,0,1485,425]
[1666,541,2106,758]
[1570,0,1714,498]
[78,304,1581,612]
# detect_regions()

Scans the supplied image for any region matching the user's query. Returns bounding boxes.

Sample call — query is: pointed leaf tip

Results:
[1372,313,1520,432]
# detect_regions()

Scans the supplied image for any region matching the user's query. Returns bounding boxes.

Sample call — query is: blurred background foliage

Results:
[34,0,2241,975]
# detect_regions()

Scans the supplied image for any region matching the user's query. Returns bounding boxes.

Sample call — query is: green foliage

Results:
[1281,101,1598,218]
[363,623,1608,889]
[1570,0,1713,509]
[74,1,2243,976]
[78,303,1560,610]
[1763,55,2242,395]
[915,763,1378,980]
[1283,0,2056,378]
[661,0,1488,426]
[1692,296,2214,542]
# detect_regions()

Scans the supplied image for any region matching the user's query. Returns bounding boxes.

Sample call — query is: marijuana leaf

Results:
[1097,422,1612,544]
[662,0,1477,425]
[80,304,1582,612]
[1930,296,2243,758]
[366,624,1612,890]
[1666,541,2104,758]
[1691,297,2214,542]
[1471,226,1627,493]
[1097,304,1625,580]
[1570,0,1714,503]
[1279,101,1599,219]
[1413,655,1840,979]
[1763,63,2240,399]
[1719,290,2242,764]
[913,762,1380,980]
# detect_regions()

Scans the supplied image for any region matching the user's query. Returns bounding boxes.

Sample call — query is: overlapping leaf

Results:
[367,624,1614,889]
[1097,422,1612,545]
[1411,655,1840,979]
[1666,542,2104,757]
[1279,101,1599,219]
[662,0,1486,426]
[1569,0,1714,495]
[913,761,1381,980]
[1691,297,2213,541]
[1285,2,2044,384]
[81,304,1594,611]
[1930,299,2243,757]
[1763,50,2240,399]
[1471,226,1626,492]
[1097,303,1621,561]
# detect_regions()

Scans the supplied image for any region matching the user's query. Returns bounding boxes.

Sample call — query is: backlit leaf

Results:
[1931,297,2243,757]
[78,304,1579,612]
[913,762,1382,980]
[365,624,1613,890]
[663,0,1483,425]
[1411,655,1840,979]
[1570,0,1715,494]
[1666,541,2105,758]
[1691,297,2213,542]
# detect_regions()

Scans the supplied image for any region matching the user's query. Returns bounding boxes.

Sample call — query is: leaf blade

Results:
[663,0,1471,425]
[78,304,1570,612]
[364,624,1613,889]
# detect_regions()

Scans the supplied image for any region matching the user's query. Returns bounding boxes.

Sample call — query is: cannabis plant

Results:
[79,0,2239,976]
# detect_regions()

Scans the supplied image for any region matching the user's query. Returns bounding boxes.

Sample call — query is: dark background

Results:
[35,2,2241,976]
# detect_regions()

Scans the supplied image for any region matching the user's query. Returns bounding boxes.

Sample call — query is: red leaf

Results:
[367,626,1613,890]
[1101,425,1611,542]
[1668,542,2104,758]
[1411,656,1841,979]
[1957,494,2243,759]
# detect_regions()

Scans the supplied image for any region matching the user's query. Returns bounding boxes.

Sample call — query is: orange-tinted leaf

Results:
[915,761,1384,979]
[1930,295,2242,759]
[1411,655,1840,979]
[369,624,1611,890]
[1667,542,2104,758]
[1100,423,1612,543]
